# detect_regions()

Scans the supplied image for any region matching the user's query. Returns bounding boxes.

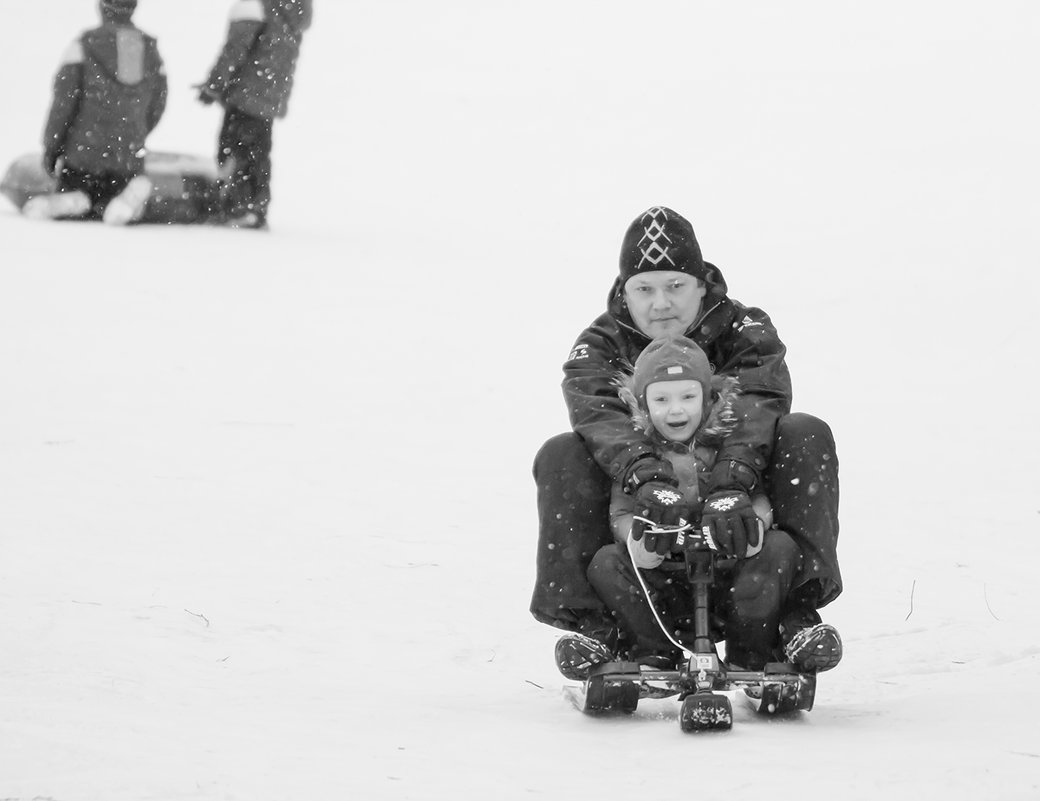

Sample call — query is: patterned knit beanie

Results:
[619,206,710,285]
[630,335,713,409]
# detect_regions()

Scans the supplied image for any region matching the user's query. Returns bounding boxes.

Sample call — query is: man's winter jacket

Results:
[204,0,312,120]
[43,22,167,177]
[563,266,793,492]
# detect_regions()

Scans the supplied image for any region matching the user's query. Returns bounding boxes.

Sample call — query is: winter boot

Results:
[22,191,91,220]
[780,608,842,672]
[225,210,267,230]
[554,633,615,681]
[103,176,153,225]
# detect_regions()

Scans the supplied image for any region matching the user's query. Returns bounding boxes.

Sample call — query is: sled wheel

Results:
[583,675,639,715]
[679,693,733,732]
[753,674,816,715]
[796,672,816,712]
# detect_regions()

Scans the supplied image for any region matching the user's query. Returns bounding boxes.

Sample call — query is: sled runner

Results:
[1,151,221,224]
[575,526,817,732]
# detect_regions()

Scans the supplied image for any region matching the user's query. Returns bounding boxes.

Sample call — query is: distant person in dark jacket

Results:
[23,0,167,224]
[197,0,312,229]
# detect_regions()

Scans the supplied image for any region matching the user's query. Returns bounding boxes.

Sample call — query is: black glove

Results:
[195,83,220,106]
[631,482,688,556]
[707,459,759,494]
[623,455,677,495]
[700,490,761,558]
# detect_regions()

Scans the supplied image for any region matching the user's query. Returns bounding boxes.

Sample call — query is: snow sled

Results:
[1,151,221,224]
[575,529,817,732]
[580,653,816,732]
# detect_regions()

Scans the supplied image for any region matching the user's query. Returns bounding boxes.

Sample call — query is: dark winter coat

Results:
[204,0,312,120]
[43,22,167,177]
[563,266,793,491]
[608,375,772,544]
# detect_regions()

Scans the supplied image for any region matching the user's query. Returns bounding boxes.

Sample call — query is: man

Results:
[23,0,167,224]
[531,206,843,676]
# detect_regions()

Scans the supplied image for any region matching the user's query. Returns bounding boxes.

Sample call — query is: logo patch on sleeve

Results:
[568,343,590,361]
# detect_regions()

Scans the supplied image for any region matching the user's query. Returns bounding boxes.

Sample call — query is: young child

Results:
[24,0,167,225]
[554,335,842,679]
[196,0,312,229]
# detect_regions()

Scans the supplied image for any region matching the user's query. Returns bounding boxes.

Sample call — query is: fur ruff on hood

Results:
[614,370,741,447]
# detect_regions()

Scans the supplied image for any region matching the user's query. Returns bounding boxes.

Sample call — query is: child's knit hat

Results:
[631,335,713,407]
[101,0,137,21]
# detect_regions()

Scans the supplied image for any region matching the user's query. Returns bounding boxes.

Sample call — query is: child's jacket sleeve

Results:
[147,50,169,134]
[204,0,265,98]
[42,40,85,172]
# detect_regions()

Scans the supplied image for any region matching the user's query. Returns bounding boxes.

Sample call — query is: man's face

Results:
[624,271,707,339]
[645,379,704,443]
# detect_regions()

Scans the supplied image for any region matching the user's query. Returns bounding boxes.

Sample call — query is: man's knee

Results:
[533,434,611,507]
[533,432,593,478]
[777,412,835,451]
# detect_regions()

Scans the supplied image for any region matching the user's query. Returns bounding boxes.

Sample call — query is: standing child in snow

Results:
[554,336,843,680]
[196,0,312,229]
[23,0,167,224]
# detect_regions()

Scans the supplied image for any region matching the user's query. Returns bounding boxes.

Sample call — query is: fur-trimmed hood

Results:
[613,369,741,448]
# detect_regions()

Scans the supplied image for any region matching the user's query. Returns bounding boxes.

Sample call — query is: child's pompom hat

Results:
[631,335,713,405]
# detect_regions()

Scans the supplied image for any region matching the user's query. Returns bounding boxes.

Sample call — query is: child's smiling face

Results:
[645,379,704,443]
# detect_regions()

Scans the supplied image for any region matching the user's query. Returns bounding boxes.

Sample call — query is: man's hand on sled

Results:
[631,482,687,557]
[627,532,666,569]
[623,455,677,495]
[700,490,761,558]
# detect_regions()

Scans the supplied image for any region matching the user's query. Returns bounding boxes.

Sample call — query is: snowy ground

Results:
[1,2,1039,799]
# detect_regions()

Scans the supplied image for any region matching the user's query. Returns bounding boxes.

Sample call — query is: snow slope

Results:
[1,2,1038,799]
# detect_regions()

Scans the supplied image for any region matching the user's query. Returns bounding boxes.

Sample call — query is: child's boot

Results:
[780,607,842,672]
[103,176,152,225]
[22,191,91,220]
[225,210,267,230]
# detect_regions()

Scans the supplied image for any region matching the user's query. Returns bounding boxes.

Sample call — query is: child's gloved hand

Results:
[194,83,220,106]
[631,482,687,556]
[623,455,677,495]
[700,490,760,557]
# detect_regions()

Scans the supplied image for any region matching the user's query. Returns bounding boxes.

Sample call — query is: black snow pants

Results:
[58,165,135,218]
[218,106,274,222]
[529,412,842,635]
[588,529,802,668]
